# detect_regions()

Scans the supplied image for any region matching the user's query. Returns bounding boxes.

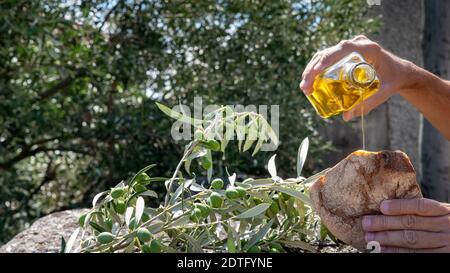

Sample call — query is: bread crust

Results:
[309,150,422,250]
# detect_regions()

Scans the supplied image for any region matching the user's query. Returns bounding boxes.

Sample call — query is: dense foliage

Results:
[0,0,376,244]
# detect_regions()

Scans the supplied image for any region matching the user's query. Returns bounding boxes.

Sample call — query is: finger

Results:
[362,215,450,232]
[352,34,368,41]
[301,51,322,79]
[301,40,356,94]
[365,230,449,249]
[380,198,450,216]
[301,50,325,84]
[300,54,323,95]
[381,246,450,253]
[342,82,393,121]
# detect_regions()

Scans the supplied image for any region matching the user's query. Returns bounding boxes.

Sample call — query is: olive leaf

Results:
[259,118,279,147]
[60,237,66,254]
[148,222,164,234]
[78,105,325,253]
[272,186,312,206]
[228,173,236,188]
[129,164,156,186]
[206,150,213,182]
[243,219,274,251]
[252,117,267,156]
[183,233,204,253]
[267,154,277,179]
[135,197,145,225]
[226,223,237,253]
[189,182,206,192]
[155,102,202,126]
[297,137,309,178]
[243,178,274,187]
[243,116,258,152]
[92,191,107,208]
[125,207,134,227]
[279,240,317,253]
[139,190,158,198]
[64,228,80,253]
[235,203,271,219]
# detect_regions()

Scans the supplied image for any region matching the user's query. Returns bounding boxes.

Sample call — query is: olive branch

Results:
[65,102,332,253]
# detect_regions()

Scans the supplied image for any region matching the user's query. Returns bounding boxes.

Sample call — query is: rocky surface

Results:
[0,209,88,253]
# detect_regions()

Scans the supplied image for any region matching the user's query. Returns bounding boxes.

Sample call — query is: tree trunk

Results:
[421,0,450,202]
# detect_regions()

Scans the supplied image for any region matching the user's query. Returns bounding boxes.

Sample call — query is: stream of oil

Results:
[360,91,366,150]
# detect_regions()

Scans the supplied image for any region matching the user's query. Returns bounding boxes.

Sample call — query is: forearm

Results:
[399,64,450,140]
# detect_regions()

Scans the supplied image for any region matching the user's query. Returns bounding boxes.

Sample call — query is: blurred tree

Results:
[0,0,376,243]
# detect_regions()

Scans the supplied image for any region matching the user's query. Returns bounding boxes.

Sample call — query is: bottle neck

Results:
[347,62,376,88]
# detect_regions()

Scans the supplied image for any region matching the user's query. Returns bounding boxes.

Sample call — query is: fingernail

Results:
[343,113,352,122]
[362,216,372,230]
[299,79,306,89]
[380,200,391,213]
[365,232,375,242]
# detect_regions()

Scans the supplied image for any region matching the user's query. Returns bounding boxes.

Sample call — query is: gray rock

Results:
[0,209,88,253]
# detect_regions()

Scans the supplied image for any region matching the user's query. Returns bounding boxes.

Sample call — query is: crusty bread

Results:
[309,150,422,250]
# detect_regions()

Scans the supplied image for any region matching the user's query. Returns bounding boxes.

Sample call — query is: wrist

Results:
[398,60,426,96]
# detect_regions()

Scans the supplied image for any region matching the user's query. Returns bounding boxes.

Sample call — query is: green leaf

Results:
[260,118,279,147]
[252,118,267,156]
[83,212,92,228]
[235,115,246,151]
[206,150,213,182]
[297,137,309,178]
[125,207,134,227]
[182,233,204,253]
[89,222,106,233]
[279,240,317,252]
[63,228,80,253]
[235,203,271,219]
[92,191,107,207]
[139,190,158,198]
[221,121,234,152]
[135,197,145,225]
[60,237,66,254]
[267,154,277,178]
[227,238,236,253]
[243,219,274,251]
[228,173,236,187]
[166,214,191,229]
[244,178,274,187]
[169,179,193,205]
[148,222,164,234]
[129,164,156,186]
[189,182,206,192]
[272,186,312,205]
[155,102,202,126]
[320,222,329,241]
[243,117,258,152]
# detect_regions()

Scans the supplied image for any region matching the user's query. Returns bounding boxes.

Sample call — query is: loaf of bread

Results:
[309,150,422,250]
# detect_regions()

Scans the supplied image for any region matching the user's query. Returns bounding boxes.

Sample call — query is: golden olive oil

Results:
[306,52,381,149]
[360,89,365,150]
[307,77,380,118]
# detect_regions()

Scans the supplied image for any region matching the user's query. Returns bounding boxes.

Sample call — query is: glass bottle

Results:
[306,52,380,118]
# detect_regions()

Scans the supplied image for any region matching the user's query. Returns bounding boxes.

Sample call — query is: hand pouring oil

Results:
[306,52,380,150]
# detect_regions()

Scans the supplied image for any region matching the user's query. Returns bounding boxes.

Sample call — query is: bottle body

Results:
[306,52,380,118]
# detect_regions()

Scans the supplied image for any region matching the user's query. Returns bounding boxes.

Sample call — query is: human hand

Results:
[299,35,416,121]
[362,198,450,253]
